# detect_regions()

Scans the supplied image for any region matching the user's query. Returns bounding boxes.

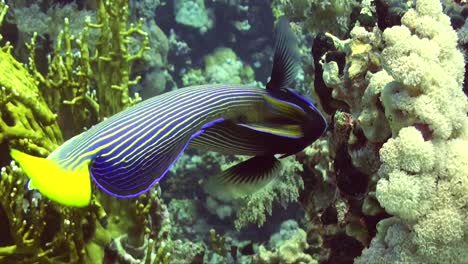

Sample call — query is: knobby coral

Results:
[349,0,467,263]
[317,0,467,262]
[0,1,62,155]
[253,220,316,264]
[0,47,62,155]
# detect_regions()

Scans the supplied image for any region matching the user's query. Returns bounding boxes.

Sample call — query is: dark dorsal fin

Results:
[266,17,301,91]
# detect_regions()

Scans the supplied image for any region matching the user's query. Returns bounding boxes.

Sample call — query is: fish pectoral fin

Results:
[263,94,305,122]
[266,16,300,91]
[239,123,304,139]
[10,149,92,207]
[203,155,281,201]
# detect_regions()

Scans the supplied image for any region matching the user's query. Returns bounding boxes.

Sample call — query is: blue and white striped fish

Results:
[10,17,327,207]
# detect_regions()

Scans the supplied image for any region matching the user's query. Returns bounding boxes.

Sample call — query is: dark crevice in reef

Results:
[323,233,364,264]
[312,32,349,115]
[0,204,13,246]
[334,146,368,199]
[374,0,409,31]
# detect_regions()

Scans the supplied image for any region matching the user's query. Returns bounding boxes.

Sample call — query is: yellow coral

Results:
[0,49,62,155]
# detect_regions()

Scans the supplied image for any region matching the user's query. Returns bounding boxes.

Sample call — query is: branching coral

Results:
[91,0,149,117]
[0,162,99,263]
[234,156,304,230]
[0,1,170,263]
[0,2,62,155]
[26,0,149,136]
[0,163,48,260]
[0,160,169,263]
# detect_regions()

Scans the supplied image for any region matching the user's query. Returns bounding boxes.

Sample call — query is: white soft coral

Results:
[379,0,467,139]
[356,0,468,263]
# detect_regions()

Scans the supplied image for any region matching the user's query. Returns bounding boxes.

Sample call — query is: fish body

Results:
[190,88,327,157]
[10,17,327,206]
[52,85,270,198]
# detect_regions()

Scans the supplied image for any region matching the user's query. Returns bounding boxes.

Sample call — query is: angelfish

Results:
[10,17,327,207]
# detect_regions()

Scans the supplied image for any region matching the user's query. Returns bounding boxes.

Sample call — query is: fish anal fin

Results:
[203,155,281,201]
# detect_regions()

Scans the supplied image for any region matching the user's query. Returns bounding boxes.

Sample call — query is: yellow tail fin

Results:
[10,149,91,207]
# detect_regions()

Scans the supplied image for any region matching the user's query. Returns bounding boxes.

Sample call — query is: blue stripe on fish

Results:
[47,85,268,197]
[189,121,270,156]
[10,17,328,207]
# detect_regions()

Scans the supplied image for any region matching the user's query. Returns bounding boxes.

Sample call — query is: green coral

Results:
[182,68,206,86]
[272,0,356,36]
[0,3,62,155]
[0,162,102,263]
[0,160,168,263]
[209,228,228,256]
[253,221,317,264]
[205,48,254,84]
[182,47,255,86]
[2,0,150,146]
[22,0,149,138]
[174,0,213,33]
[0,1,171,263]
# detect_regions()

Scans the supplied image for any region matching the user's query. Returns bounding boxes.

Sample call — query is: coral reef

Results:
[182,47,256,86]
[42,0,147,122]
[174,0,213,33]
[272,0,357,36]
[134,20,171,99]
[0,45,62,155]
[0,1,170,263]
[9,2,95,47]
[253,220,316,264]
[1,0,466,263]
[357,0,468,260]
[234,156,305,230]
[317,0,467,263]
[0,160,170,263]
[0,159,169,263]
[0,2,61,155]
[0,160,97,263]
